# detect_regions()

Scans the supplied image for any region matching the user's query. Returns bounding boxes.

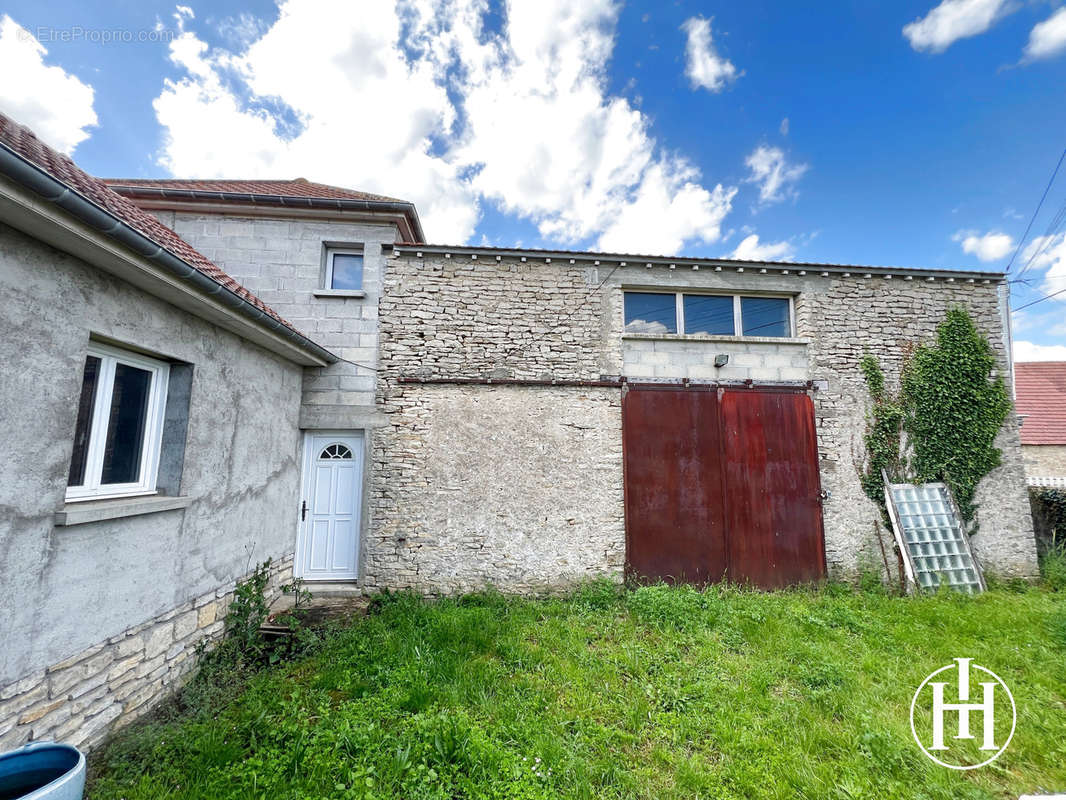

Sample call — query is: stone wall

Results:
[371,252,1037,588]
[0,557,292,752]
[1023,444,1066,478]
[364,386,624,592]
[795,277,1035,578]
[364,254,624,591]
[375,254,617,380]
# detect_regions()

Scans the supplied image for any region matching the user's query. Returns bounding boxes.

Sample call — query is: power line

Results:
[1014,192,1066,281]
[337,355,377,372]
[1006,145,1066,273]
[1012,284,1066,312]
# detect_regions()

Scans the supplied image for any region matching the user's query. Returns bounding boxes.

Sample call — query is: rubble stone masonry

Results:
[366,252,1037,590]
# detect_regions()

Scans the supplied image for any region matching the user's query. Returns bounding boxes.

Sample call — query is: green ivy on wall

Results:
[858,355,903,509]
[861,307,1011,526]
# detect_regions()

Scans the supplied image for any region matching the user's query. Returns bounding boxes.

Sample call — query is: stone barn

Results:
[0,107,1039,750]
[362,245,1038,592]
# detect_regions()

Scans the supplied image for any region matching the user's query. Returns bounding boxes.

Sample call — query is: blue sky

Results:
[1,0,1065,357]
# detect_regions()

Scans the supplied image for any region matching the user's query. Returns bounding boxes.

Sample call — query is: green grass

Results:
[89,582,1066,800]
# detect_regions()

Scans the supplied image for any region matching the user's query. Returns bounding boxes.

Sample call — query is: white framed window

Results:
[66,342,170,502]
[623,291,795,338]
[324,247,364,291]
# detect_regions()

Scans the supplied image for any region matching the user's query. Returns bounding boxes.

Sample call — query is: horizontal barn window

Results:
[624,291,794,338]
[66,342,170,502]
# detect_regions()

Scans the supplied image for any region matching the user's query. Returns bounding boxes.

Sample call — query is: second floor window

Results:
[624,291,793,338]
[326,248,364,291]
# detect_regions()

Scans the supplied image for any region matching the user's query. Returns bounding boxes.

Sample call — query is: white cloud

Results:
[1021,232,1066,298]
[744,145,808,204]
[779,117,789,136]
[953,229,1014,261]
[154,1,476,240]
[0,15,97,153]
[151,0,736,252]
[1024,7,1066,61]
[1014,340,1066,361]
[682,16,738,93]
[730,233,794,262]
[902,0,1012,53]
[597,160,736,253]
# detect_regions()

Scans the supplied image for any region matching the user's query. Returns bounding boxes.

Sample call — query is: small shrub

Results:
[223,558,272,661]
[857,566,889,595]
[1041,538,1066,592]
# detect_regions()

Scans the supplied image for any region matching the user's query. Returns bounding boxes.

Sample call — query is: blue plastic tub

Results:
[0,742,85,800]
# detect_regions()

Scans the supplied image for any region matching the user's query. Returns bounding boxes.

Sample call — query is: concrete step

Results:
[297,580,365,599]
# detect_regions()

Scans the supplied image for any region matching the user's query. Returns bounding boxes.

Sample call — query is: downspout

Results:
[0,143,337,365]
[1000,281,1016,401]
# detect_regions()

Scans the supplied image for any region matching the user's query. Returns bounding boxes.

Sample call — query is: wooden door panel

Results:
[720,390,826,588]
[623,386,727,584]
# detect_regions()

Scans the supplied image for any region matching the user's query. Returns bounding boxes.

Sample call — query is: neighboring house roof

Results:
[1016,362,1066,445]
[105,177,425,244]
[0,112,333,364]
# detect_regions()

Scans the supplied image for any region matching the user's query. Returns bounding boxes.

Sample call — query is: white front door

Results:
[296,432,363,580]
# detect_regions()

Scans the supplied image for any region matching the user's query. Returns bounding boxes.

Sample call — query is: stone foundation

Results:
[0,555,293,752]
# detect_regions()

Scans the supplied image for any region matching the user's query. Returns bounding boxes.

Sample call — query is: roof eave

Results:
[0,145,337,366]
[110,186,425,244]
[389,243,1006,283]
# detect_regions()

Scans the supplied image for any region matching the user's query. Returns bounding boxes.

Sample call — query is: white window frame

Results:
[623,290,796,338]
[324,247,365,291]
[66,342,170,503]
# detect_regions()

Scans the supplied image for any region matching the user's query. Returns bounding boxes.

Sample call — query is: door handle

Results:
[301,500,308,521]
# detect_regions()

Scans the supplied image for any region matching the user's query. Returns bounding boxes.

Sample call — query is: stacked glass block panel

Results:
[886,483,984,593]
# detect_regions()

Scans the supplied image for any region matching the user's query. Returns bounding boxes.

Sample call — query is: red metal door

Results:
[622,386,728,584]
[623,386,825,588]
[720,390,826,589]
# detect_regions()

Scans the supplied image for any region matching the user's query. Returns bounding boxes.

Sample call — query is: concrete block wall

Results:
[0,556,293,752]
[1023,444,1066,478]
[155,211,396,422]
[622,335,810,382]
[372,252,1036,588]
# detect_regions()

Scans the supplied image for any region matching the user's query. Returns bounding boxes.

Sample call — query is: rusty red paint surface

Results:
[622,386,728,584]
[623,386,825,589]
